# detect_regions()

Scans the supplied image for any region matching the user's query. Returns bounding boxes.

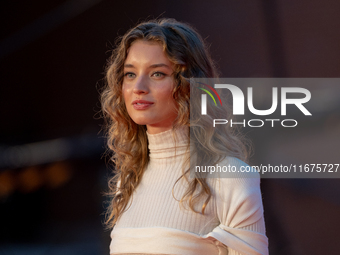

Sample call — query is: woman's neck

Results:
[146,126,189,159]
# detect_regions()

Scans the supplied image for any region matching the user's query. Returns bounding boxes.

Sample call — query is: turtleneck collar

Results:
[146,126,189,159]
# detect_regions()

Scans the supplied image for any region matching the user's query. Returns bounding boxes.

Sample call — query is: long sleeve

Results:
[204,157,269,255]
[227,218,267,255]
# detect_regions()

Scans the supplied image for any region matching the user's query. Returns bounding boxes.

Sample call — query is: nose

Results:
[133,76,149,95]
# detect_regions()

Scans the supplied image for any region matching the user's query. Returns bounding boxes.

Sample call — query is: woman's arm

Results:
[206,157,269,255]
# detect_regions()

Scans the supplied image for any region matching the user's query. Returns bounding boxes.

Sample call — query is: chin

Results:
[130,117,151,126]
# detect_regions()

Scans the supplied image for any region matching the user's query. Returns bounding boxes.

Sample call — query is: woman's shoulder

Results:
[202,156,261,200]
[206,156,263,210]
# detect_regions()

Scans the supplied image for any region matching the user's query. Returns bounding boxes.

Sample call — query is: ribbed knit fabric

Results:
[110,127,268,255]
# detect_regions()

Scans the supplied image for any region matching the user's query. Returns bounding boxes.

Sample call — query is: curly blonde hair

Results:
[101,18,248,228]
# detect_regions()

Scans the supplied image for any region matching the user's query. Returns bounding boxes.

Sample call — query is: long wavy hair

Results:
[101,18,248,228]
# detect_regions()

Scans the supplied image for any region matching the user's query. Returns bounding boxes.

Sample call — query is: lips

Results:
[132,100,154,110]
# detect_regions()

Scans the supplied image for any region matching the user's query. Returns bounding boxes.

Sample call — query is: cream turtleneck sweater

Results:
[109,127,268,255]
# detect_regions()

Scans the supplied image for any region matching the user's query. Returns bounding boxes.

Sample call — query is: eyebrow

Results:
[124,63,172,69]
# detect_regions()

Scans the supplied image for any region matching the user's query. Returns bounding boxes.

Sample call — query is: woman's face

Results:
[122,40,178,134]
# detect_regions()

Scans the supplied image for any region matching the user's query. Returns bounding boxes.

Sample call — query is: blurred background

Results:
[1,0,340,254]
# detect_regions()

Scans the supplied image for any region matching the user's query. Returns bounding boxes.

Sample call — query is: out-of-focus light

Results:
[0,133,104,169]
[2,139,70,169]
[0,170,16,199]
[44,162,72,189]
[18,167,43,193]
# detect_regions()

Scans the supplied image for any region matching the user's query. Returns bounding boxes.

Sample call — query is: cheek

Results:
[159,88,176,108]
[158,82,175,99]
[157,90,172,105]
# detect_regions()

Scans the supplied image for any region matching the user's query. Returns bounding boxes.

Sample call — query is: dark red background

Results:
[1,0,339,254]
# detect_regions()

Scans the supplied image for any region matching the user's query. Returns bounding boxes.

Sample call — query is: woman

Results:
[101,18,268,255]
